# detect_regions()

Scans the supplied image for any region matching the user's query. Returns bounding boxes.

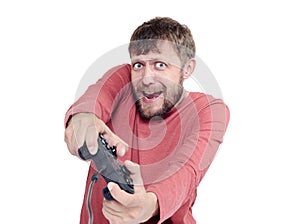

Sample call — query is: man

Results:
[64,17,230,223]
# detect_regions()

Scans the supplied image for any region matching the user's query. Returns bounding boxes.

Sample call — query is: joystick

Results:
[78,135,134,200]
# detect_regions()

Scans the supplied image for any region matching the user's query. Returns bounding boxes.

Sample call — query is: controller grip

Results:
[102,187,114,200]
[78,144,93,160]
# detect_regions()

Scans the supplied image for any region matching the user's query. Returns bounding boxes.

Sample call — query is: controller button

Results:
[121,166,131,175]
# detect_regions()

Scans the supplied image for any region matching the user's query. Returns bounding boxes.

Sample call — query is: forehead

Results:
[130,41,182,67]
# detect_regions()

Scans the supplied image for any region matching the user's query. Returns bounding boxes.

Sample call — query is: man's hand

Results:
[64,112,128,157]
[102,161,159,224]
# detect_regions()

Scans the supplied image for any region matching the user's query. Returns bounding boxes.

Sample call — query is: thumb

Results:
[124,160,144,186]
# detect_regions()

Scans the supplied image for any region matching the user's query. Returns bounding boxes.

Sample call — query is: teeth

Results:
[143,91,162,99]
[144,92,154,95]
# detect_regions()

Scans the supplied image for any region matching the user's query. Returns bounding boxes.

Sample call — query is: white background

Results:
[0,0,299,223]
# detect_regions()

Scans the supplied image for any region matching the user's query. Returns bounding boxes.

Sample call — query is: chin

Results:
[139,104,173,120]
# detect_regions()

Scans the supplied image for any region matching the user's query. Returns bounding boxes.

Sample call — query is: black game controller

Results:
[78,135,134,200]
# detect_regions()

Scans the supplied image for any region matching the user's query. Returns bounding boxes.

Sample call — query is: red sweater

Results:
[64,64,230,223]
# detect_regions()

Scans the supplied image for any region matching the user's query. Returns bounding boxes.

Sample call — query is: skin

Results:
[64,113,128,157]
[102,160,159,223]
[64,41,196,223]
[130,41,195,119]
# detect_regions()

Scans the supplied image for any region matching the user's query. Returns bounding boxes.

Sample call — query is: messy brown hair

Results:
[128,17,196,66]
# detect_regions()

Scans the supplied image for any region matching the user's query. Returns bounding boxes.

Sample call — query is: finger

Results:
[96,119,113,135]
[124,160,144,186]
[65,115,87,154]
[102,203,124,223]
[71,130,88,157]
[72,123,86,151]
[91,117,128,157]
[103,199,123,213]
[115,142,127,157]
[107,182,136,207]
[84,124,99,155]
[102,132,128,157]
[65,125,81,156]
[72,113,100,156]
[64,127,74,154]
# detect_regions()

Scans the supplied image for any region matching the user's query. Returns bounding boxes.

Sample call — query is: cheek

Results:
[158,70,182,83]
[131,68,142,78]
[130,72,138,81]
[131,74,142,87]
[158,76,180,89]
[131,67,145,77]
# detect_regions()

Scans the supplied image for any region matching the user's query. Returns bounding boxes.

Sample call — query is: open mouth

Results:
[142,91,163,102]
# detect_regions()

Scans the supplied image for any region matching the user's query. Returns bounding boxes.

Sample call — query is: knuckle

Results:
[70,150,77,156]
[64,133,69,144]
[64,127,73,138]
[101,207,106,215]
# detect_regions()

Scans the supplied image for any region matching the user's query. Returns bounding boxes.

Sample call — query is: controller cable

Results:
[87,171,100,224]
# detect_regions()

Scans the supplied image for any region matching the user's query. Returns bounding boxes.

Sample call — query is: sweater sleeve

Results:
[145,94,230,223]
[64,64,131,128]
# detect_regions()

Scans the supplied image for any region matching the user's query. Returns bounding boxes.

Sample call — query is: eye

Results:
[132,63,143,70]
[155,62,167,70]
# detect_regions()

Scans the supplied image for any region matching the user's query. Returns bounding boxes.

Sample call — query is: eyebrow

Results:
[131,56,168,63]
[130,58,148,63]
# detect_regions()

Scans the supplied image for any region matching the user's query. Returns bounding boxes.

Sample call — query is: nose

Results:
[142,65,155,86]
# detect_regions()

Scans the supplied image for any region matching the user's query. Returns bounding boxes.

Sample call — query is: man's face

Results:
[130,41,184,119]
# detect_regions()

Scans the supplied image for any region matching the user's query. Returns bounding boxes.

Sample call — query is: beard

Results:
[133,82,184,120]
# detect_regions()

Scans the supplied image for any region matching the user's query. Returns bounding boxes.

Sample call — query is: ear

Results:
[182,58,196,79]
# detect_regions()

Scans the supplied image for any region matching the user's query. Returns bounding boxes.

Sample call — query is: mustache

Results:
[135,85,165,94]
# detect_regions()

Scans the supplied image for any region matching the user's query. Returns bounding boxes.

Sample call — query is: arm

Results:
[64,64,131,156]
[145,95,230,223]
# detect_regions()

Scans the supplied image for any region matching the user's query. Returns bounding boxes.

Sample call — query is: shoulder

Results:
[111,63,131,74]
[187,92,230,124]
[100,64,131,83]
[188,92,228,109]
